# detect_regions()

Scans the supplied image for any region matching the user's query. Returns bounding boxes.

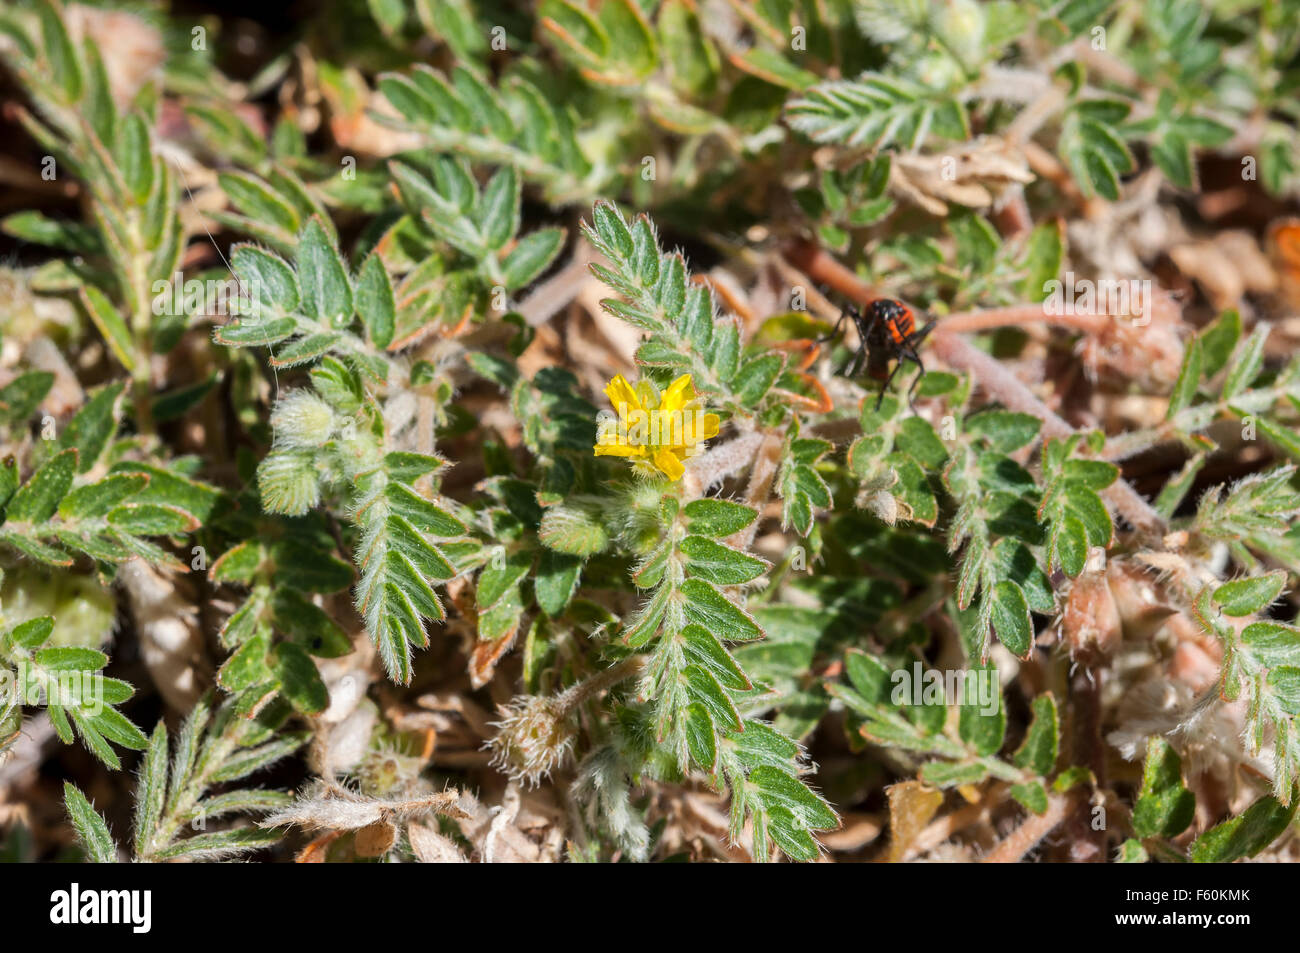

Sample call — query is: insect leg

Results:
[818,305,855,344]
[911,318,937,345]
[901,342,927,410]
[874,360,905,410]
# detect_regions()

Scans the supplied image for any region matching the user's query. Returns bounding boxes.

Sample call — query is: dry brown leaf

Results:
[885,780,944,862]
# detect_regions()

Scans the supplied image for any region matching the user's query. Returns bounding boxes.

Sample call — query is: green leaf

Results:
[153,375,219,423]
[109,463,221,522]
[1010,780,1049,815]
[86,706,148,751]
[684,701,717,771]
[1166,334,1202,419]
[957,661,1004,756]
[0,371,54,426]
[591,201,634,259]
[748,766,837,830]
[354,254,396,351]
[1241,621,1300,667]
[535,549,582,617]
[1132,738,1194,839]
[1055,514,1088,577]
[1012,694,1059,776]
[115,114,154,203]
[1018,221,1063,301]
[107,502,199,535]
[896,417,949,466]
[271,589,352,657]
[63,783,116,863]
[385,484,465,536]
[1189,795,1297,863]
[1117,838,1149,863]
[732,354,784,408]
[1065,486,1112,547]
[151,826,283,861]
[502,228,564,289]
[218,627,272,690]
[680,535,767,585]
[36,646,108,671]
[988,539,1054,613]
[1214,571,1286,617]
[220,172,300,235]
[269,641,329,714]
[295,218,353,328]
[477,549,534,610]
[1267,666,1300,714]
[787,73,968,151]
[683,499,757,537]
[57,381,124,473]
[132,721,168,858]
[843,648,891,704]
[9,616,54,649]
[990,580,1033,657]
[1199,309,1241,379]
[231,245,300,317]
[1061,110,1134,200]
[680,578,764,642]
[37,0,82,100]
[477,166,520,251]
[6,448,77,522]
[682,623,751,692]
[1221,327,1267,401]
[272,539,353,593]
[79,285,136,374]
[215,317,297,348]
[683,663,742,731]
[922,761,990,787]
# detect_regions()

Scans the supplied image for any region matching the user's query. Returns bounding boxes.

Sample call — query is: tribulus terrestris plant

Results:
[0,0,1299,866]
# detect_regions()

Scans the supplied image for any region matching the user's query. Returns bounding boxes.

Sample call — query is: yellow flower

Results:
[594,373,720,481]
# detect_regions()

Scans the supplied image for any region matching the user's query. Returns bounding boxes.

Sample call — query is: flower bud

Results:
[271,391,336,449]
[257,450,321,516]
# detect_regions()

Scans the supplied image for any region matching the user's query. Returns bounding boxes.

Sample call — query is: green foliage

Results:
[64,692,303,862]
[1,613,145,769]
[830,649,1062,813]
[4,0,1300,868]
[0,0,186,429]
[0,390,216,571]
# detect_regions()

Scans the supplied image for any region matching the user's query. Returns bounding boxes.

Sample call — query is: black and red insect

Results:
[824,298,934,409]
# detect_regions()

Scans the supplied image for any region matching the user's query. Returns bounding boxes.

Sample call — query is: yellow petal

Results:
[699,412,719,440]
[635,378,660,411]
[595,442,646,458]
[677,410,719,447]
[653,448,686,481]
[661,374,697,412]
[604,375,641,413]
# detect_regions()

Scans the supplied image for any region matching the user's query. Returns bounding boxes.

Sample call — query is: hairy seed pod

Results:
[487,694,577,787]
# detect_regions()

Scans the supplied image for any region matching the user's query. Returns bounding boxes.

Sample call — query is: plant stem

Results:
[558,654,650,714]
[930,330,1167,536]
[981,789,1084,862]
